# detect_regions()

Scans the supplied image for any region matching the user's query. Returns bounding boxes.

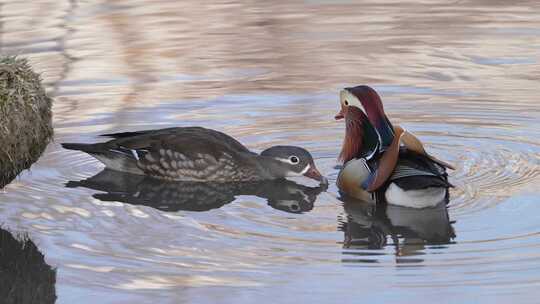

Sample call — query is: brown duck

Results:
[62,127,324,183]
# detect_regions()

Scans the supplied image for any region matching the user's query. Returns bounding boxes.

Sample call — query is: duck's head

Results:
[335,85,395,150]
[260,146,326,183]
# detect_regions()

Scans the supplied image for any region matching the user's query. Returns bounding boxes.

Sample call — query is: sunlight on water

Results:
[1,0,540,303]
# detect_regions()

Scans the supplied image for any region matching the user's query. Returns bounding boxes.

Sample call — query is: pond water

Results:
[1,0,540,303]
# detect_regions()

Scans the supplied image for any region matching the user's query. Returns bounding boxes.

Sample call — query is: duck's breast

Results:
[337,158,374,201]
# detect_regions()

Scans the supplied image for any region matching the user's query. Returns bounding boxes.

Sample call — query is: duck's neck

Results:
[373,115,395,149]
[340,116,381,163]
[339,118,364,164]
[361,90,395,149]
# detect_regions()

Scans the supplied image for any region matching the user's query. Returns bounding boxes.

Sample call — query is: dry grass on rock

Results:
[0,56,53,188]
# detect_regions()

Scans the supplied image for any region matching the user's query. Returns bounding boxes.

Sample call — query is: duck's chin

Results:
[284,175,322,187]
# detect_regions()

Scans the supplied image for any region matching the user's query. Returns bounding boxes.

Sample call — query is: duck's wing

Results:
[107,128,260,179]
[397,127,455,170]
[389,149,453,190]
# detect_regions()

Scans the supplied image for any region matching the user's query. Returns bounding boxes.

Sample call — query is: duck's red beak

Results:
[334,107,345,120]
[303,163,324,182]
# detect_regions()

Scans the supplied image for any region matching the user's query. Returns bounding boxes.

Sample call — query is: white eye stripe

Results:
[340,89,366,113]
[275,156,301,165]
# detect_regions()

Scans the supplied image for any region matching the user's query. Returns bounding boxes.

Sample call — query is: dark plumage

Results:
[388,149,454,191]
[63,127,324,182]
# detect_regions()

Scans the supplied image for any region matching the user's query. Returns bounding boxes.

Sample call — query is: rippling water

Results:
[1,0,540,303]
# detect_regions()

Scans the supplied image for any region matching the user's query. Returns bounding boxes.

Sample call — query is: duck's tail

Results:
[62,142,144,175]
[62,142,107,154]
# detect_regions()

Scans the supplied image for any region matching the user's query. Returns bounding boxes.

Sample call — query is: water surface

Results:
[1,0,540,303]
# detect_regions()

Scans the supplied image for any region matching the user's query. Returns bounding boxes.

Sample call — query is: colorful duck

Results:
[335,85,454,208]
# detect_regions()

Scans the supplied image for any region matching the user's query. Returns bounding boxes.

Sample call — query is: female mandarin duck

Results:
[335,85,454,208]
[63,127,325,183]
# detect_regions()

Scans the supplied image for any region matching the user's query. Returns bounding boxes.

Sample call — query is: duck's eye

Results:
[289,156,299,164]
[344,100,349,106]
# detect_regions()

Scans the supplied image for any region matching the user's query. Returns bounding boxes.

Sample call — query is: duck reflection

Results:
[67,169,326,213]
[339,197,455,262]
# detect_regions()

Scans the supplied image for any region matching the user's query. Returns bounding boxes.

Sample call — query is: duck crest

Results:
[346,85,395,149]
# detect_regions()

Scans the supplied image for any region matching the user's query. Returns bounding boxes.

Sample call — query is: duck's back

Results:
[101,127,250,154]
[388,149,452,190]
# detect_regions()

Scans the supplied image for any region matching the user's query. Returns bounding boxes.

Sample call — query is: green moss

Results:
[0,56,53,188]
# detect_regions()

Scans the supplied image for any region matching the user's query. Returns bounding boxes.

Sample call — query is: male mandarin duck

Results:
[63,127,325,183]
[335,85,454,208]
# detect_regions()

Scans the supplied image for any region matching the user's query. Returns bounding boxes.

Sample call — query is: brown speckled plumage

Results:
[63,127,323,182]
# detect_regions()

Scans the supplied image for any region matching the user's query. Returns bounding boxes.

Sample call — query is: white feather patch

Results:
[131,149,139,160]
[385,183,447,209]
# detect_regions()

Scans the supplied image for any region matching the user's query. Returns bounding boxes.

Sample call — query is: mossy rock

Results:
[0,226,57,304]
[0,56,53,188]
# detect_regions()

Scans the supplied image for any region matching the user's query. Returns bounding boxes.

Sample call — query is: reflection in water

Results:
[0,227,56,304]
[67,169,327,213]
[340,197,455,262]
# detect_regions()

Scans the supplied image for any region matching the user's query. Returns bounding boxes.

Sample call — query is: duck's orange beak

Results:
[303,163,324,182]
